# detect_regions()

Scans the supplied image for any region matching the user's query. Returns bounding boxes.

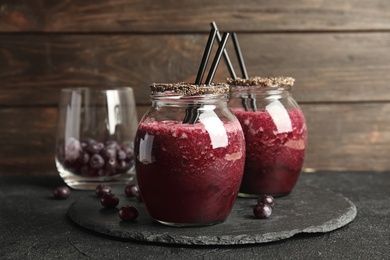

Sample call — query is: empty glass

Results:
[55,87,138,190]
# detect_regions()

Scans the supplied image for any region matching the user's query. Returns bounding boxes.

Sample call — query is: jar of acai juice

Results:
[134,82,246,227]
[228,77,307,197]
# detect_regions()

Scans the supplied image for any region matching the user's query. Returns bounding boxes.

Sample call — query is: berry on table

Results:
[258,195,275,208]
[124,184,139,197]
[253,203,272,219]
[95,184,111,197]
[100,193,119,208]
[118,205,139,221]
[53,186,71,200]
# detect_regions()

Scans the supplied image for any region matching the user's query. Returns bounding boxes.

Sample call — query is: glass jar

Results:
[228,77,307,197]
[55,87,138,190]
[134,82,246,227]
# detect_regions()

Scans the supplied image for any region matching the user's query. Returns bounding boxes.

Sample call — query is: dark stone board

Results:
[67,185,356,245]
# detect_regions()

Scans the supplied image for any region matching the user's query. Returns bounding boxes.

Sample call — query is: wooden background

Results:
[1,0,390,175]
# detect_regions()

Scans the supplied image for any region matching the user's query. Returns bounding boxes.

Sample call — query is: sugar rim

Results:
[149,82,230,96]
[227,77,295,87]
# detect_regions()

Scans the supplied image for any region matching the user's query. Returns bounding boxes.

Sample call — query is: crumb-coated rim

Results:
[227,77,295,87]
[149,82,230,96]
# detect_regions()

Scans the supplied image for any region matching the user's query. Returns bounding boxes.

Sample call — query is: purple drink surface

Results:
[233,108,306,196]
[134,120,245,225]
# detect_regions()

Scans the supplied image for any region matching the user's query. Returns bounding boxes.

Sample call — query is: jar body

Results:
[134,93,246,226]
[228,86,307,197]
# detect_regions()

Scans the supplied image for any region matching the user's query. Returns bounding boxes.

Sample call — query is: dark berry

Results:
[117,150,127,161]
[53,186,70,200]
[253,203,272,219]
[96,142,105,150]
[258,195,275,208]
[124,184,139,197]
[81,141,88,149]
[89,154,105,169]
[86,142,104,154]
[118,205,139,221]
[101,147,116,160]
[105,158,117,175]
[101,193,119,208]
[95,184,111,197]
[105,140,120,149]
[123,145,134,161]
[78,152,90,165]
[116,160,130,173]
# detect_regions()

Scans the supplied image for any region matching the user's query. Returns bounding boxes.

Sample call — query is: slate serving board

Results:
[67,185,357,245]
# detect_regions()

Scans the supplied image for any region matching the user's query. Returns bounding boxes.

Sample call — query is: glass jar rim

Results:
[227,77,295,88]
[60,87,133,93]
[149,82,229,96]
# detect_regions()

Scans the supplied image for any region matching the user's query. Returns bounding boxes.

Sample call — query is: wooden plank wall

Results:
[1,0,390,175]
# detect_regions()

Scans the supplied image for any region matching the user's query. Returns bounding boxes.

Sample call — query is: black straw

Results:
[195,28,217,84]
[230,32,253,111]
[182,105,201,124]
[205,32,230,84]
[232,33,249,79]
[183,27,218,124]
[211,22,236,79]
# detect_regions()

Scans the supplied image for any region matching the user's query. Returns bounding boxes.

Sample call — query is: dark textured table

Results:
[0,172,389,259]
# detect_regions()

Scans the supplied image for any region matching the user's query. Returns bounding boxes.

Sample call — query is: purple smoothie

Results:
[232,108,307,196]
[134,120,245,226]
